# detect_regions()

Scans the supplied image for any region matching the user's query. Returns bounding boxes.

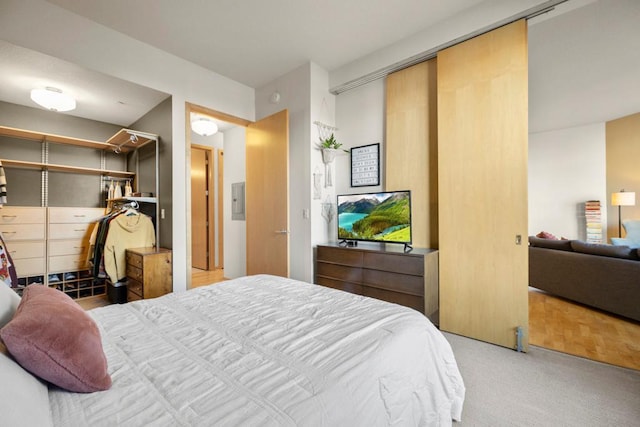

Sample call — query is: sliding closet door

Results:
[438,20,529,350]
[386,59,438,249]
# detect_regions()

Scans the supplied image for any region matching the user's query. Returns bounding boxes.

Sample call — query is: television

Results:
[337,190,412,251]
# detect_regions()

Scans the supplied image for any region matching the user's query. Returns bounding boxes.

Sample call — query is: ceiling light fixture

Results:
[30,87,76,112]
[191,116,218,136]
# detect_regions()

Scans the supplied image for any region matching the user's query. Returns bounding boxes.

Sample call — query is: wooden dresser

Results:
[315,243,439,324]
[0,207,46,290]
[125,247,172,302]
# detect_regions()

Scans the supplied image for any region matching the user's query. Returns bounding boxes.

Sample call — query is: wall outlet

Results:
[303,208,310,219]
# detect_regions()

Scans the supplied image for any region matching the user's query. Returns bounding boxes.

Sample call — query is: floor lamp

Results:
[611,190,636,238]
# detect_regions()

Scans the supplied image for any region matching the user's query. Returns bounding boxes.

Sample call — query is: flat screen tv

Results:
[337,190,412,251]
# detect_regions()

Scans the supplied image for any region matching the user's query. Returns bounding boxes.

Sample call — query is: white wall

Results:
[330,0,554,90]
[223,126,247,279]
[256,63,314,282]
[335,79,385,198]
[0,0,255,293]
[528,123,607,240]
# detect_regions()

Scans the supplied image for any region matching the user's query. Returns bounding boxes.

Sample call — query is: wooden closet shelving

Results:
[0,158,134,178]
[0,125,154,178]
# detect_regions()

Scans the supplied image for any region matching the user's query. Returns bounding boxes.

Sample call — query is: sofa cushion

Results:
[529,236,573,251]
[621,219,640,248]
[535,231,558,239]
[570,240,638,260]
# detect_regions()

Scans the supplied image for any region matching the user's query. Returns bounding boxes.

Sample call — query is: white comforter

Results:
[49,275,465,426]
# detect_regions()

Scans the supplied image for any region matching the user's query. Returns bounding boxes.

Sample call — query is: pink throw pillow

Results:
[0,285,111,392]
[536,231,558,240]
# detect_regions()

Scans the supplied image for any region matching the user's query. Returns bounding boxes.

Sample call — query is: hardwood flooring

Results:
[529,288,640,371]
[76,268,226,310]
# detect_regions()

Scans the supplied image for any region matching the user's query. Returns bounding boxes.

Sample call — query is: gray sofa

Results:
[529,236,640,322]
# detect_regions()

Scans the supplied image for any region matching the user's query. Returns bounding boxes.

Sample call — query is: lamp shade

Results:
[30,87,76,112]
[191,117,218,136]
[611,191,636,206]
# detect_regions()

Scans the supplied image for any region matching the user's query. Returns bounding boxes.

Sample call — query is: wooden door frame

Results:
[185,102,252,288]
[217,149,224,269]
[191,143,216,270]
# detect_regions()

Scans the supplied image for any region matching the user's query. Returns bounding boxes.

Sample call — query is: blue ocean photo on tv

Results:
[337,191,411,244]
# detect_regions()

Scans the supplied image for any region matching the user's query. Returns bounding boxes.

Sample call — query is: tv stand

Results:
[315,242,439,324]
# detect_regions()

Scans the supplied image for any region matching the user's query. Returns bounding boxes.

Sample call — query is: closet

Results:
[0,125,161,299]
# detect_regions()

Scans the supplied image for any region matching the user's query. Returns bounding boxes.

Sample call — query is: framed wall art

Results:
[350,143,380,187]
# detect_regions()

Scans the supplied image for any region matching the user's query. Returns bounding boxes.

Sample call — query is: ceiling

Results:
[0,0,638,132]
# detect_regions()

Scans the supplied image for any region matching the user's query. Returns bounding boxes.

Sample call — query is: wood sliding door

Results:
[438,20,529,350]
[386,59,438,249]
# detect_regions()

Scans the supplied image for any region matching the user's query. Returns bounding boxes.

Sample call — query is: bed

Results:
[1,274,465,426]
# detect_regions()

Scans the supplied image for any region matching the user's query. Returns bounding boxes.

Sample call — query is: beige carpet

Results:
[444,332,640,426]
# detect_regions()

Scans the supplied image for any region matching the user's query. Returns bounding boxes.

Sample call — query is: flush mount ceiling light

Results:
[191,116,218,136]
[30,87,76,112]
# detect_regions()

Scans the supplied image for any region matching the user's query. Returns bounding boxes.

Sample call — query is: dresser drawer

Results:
[0,224,46,241]
[127,278,143,298]
[48,223,94,240]
[317,246,363,267]
[48,207,105,224]
[0,207,46,225]
[316,261,362,283]
[316,277,363,295]
[126,265,143,282]
[363,252,424,276]
[126,251,143,269]
[13,257,45,276]
[363,286,424,312]
[6,241,45,260]
[49,254,89,272]
[48,239,88,256]
[127,288,143,302]
[362,269,424,296]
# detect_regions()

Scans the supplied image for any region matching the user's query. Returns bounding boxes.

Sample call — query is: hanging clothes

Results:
[0,160,7,207]
[0,232,18,287]
[103,212,155,282]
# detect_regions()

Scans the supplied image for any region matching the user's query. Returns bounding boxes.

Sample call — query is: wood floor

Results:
[529,288,640,371]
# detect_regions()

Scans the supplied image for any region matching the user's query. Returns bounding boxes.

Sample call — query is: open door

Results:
[191,146,210,270]
[246,110,289,277]
[437,20,529,350]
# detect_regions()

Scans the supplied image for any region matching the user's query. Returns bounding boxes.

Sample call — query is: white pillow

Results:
[0,343,53,427]
[0,281,21,328]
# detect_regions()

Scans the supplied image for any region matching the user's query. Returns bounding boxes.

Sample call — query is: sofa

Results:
[529,236,640,322]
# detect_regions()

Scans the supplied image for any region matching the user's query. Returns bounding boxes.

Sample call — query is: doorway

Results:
[190,144,214,270]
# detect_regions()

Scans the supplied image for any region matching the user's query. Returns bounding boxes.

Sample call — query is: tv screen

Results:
[337,190,412,245]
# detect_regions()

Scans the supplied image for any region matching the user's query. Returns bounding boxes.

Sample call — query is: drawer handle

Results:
[74,229,85,232]
[3,231,16,234]
[73,214,86,217]
[2,215,17,218]
[74,246,85,249]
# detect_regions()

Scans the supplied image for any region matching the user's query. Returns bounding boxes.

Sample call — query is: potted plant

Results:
[319,133,346,164]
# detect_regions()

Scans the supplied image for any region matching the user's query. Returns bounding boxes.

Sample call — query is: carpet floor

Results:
[444,332,640,426]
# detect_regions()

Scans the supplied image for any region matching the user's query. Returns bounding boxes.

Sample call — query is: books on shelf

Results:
[584,200,602,243]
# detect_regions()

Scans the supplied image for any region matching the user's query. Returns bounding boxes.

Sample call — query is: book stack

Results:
[585,200,602,243]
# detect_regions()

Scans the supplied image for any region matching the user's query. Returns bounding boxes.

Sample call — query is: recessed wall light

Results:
[30,87,76,112]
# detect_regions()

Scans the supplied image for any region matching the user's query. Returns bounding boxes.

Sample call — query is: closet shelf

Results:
[0,158,135,178]
[107,196,157,204]
[0,125,129,152]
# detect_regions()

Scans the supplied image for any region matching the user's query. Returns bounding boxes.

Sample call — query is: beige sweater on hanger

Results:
[103,213,155,282]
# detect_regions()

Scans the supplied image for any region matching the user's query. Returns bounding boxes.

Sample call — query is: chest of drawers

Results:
[316,243,439,323]
[125,247,172,301]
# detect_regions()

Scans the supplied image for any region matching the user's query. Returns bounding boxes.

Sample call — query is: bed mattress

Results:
[49,274,465,426]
